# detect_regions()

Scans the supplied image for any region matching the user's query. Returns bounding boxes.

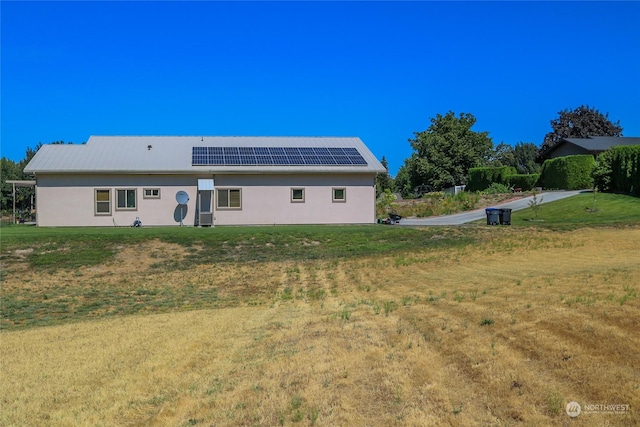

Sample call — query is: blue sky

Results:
[2,1,639,176]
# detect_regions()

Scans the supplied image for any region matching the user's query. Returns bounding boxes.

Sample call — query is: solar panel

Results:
[271,155,290,164]
[349,156,368,165]
[284,147,301,156]
[318,155,337,165]
[333,156,352,165]
[304,156,322,165]
[256,156,274,165]
[192,155,205,165]
[240,155,256,165]
[192,147,367,166]
[288,156,304,165]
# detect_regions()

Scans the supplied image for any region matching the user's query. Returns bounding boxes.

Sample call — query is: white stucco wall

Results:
[33,173,377,226]
[34,174,199,227]
[212,174,376,225]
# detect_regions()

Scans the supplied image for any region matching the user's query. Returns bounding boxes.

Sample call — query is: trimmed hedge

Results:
[593,145,640,195]
[540,155,594,190]
[467,166,516,192]
[506,174,540,191]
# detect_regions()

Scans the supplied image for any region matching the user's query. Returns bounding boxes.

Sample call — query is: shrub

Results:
[540,155,594,190]
[592,149,614,192]
[467,166,516,192]
[610,145,640,196]
[376,189,398,218]
[592,146,640,195]
[481,182,511,194]
[506,174,540,191]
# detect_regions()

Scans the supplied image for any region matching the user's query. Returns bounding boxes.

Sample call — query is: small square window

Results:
[291,188,305,203]
[143,188,161,199]
[332,188,346,202]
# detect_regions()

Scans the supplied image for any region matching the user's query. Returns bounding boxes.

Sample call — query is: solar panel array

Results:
[192,147,368,166]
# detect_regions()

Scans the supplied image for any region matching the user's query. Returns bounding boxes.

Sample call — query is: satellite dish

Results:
[176,191,189,205]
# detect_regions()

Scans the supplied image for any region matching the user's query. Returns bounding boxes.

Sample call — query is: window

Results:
[217,188,241,209]
[291,188,305,203]
[95,189,111,215]
[332,187,346,202]
[116,189,137,210]
[143,188,161,199]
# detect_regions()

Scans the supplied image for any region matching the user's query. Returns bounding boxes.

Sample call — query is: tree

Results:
[375,156,394,196]
[539,105,623,156]
[513,142,541,174]
[1,143,42,213]
[405,111,493,191]
[1,157,21,211]
[489,142,540,174]
[394,158,414,196]
[490,142,516,167]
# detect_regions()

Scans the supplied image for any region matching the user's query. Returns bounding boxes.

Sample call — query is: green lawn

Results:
[510,192,640,228]
[1,224,473,271]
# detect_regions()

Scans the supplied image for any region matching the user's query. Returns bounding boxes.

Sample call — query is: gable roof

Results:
[24,136,387,174]
[539,136,640,159]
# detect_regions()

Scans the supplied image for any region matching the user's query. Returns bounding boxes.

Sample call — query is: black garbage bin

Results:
[499,208,512,225]
[485,208,500,225]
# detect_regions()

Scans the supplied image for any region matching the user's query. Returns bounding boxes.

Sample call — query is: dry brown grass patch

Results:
[1,227,639,426]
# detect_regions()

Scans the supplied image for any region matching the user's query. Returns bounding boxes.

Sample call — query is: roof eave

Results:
[26,169,384,175]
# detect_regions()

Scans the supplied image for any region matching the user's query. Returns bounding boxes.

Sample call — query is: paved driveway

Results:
[398,190,585,226]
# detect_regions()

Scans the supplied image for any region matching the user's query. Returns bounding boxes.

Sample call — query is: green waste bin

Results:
[499,208,512,225]
[485,208,500,225]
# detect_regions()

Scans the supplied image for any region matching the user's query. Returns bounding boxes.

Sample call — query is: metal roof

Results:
[24,136,387,175]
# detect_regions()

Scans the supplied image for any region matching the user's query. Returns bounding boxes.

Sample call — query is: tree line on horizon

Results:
[376,105,624,197]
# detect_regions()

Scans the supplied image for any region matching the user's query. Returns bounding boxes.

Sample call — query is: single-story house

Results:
[537,136,640,162]
[24,136,387,227]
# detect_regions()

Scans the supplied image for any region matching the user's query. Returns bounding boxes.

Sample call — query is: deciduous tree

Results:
[539,105,623,156]
[405,111,493,191]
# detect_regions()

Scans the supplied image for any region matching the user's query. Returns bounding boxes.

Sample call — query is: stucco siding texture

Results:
[35,173,376,226]
[213,174,376,225]
[35,174,199,227]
